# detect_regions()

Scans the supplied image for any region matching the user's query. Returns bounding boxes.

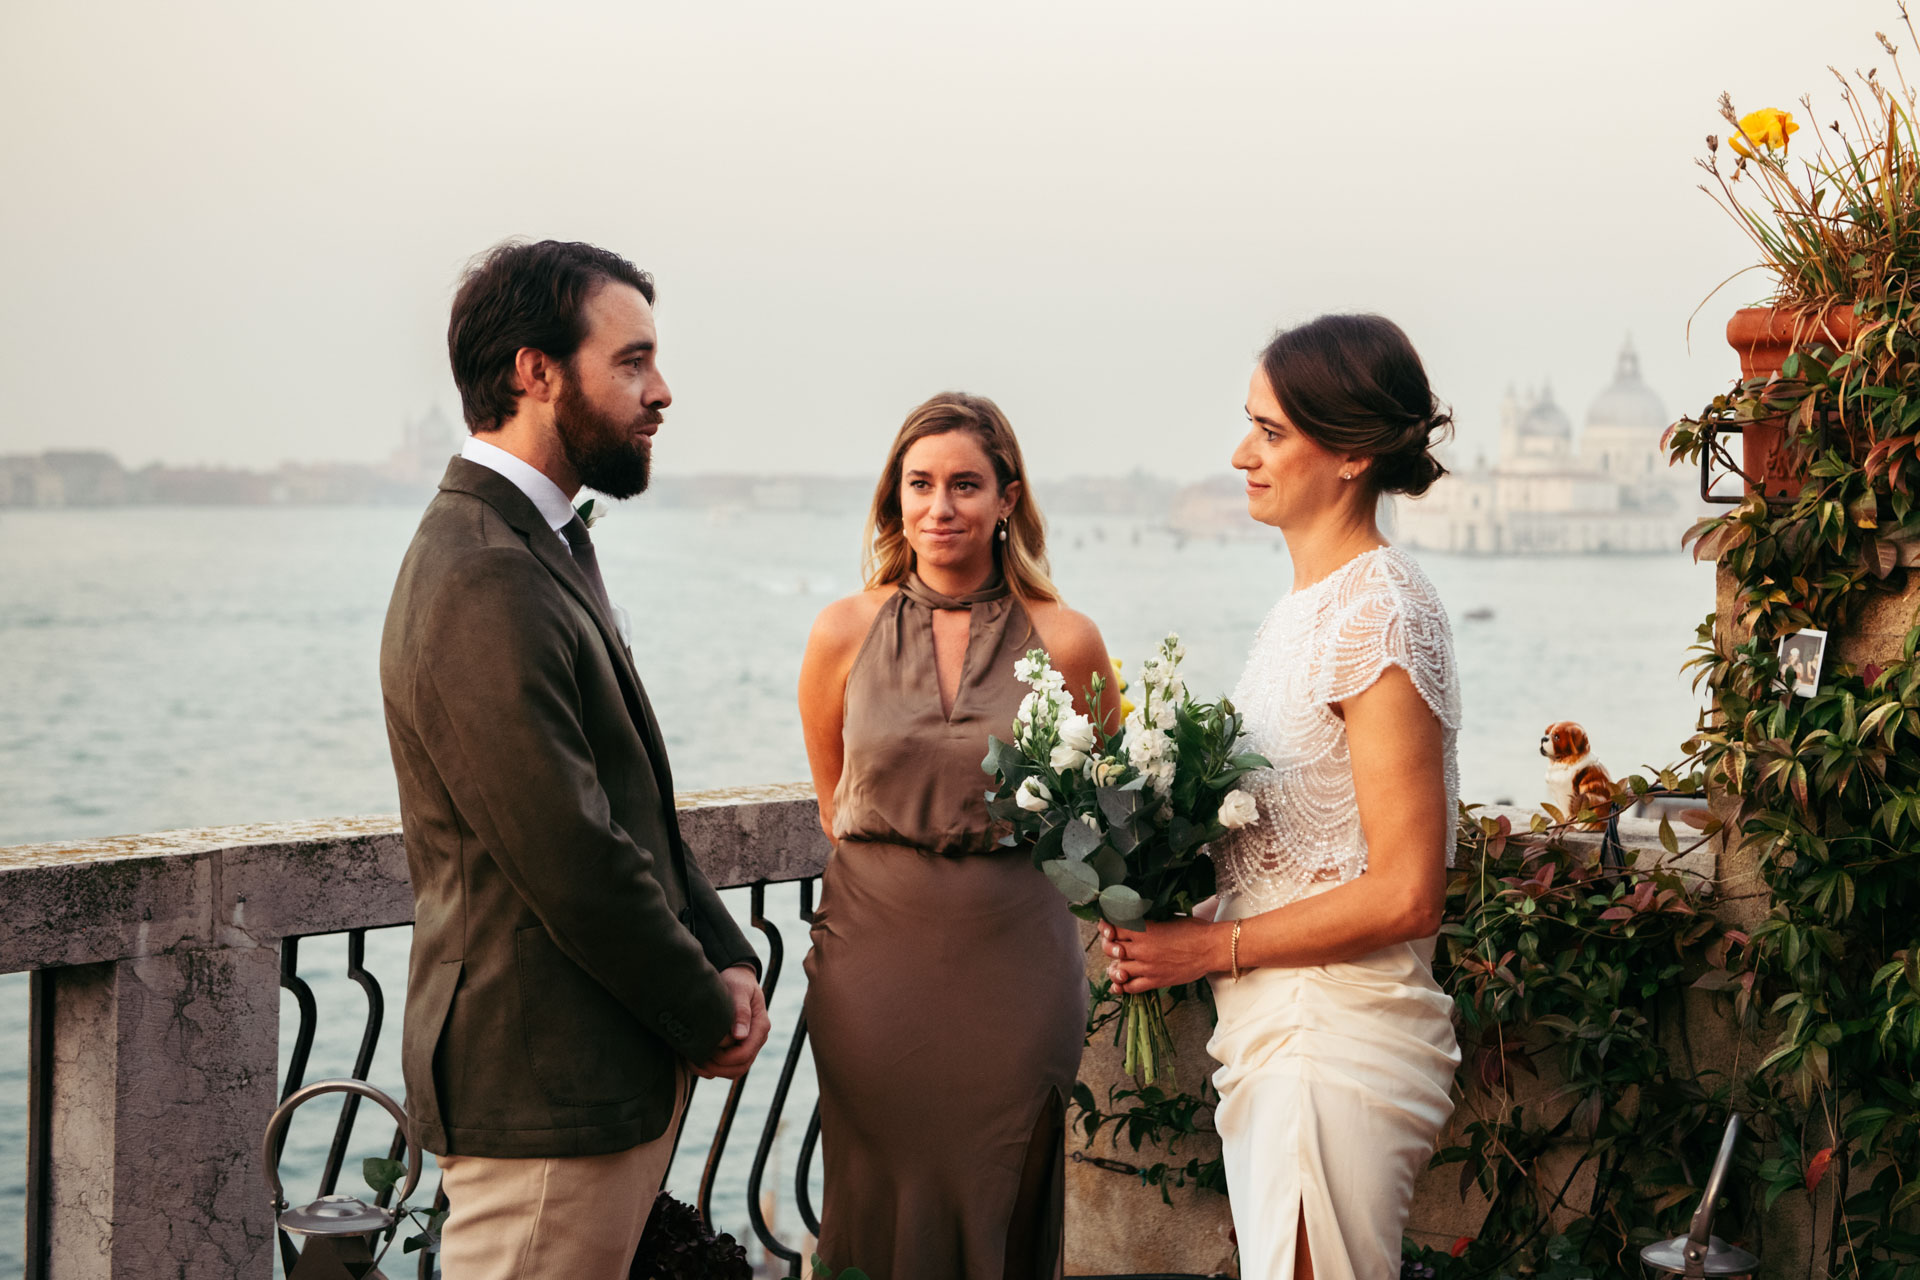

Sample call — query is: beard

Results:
[554,371,658,500]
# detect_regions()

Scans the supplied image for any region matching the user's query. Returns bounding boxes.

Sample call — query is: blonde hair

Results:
[861,392,1058,604]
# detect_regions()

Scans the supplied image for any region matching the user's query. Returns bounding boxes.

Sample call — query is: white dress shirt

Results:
[460,435,575,553]
[459,435,632,645]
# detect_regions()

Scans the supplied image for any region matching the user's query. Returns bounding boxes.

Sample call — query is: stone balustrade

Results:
[3,789,1704,1279]
[1,784,831,1280]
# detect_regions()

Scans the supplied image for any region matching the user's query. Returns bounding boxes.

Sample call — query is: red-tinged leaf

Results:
[1806,1146,1834,1193]
[1451,1236,1473,1258]
[1599,906,1633,921]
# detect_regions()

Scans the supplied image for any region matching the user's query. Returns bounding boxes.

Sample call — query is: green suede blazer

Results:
[380,457,759,1159]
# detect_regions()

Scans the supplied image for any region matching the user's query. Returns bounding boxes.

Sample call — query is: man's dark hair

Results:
[448,239,655,433]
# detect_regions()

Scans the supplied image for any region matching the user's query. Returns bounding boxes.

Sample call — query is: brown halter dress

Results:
[802,573,1087,1280]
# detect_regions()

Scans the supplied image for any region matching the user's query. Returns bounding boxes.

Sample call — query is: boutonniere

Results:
[576,497,605,529]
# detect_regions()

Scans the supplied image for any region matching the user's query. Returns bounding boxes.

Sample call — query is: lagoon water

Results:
[0,502,1716,1273]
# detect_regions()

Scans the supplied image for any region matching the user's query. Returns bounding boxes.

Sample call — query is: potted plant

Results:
[1685,80,1913,500]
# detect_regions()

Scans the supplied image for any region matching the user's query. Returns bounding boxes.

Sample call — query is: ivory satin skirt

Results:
[1207,884,1461,1280]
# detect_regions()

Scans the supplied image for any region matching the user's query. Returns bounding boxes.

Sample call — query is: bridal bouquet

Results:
[981,634,1268,1082]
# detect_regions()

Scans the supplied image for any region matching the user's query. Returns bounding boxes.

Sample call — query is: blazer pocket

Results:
[514,925,651,1107]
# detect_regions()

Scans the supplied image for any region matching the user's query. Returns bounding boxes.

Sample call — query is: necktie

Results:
[559,515,614,621]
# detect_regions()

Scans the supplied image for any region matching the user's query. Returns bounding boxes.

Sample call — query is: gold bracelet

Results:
[1230,920,1242,981]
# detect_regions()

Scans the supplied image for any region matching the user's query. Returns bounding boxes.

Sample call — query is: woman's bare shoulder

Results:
[808,587,896,655]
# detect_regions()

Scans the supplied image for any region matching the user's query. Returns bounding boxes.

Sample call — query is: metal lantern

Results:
[263,1078,423,1280]
[1640,1113,1762,1278]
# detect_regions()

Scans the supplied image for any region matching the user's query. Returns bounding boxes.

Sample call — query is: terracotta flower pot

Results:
[1725,305,1859,499]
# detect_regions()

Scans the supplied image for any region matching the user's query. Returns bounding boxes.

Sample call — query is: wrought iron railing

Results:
[5,797,1294,1278]
[268,877,830,1279]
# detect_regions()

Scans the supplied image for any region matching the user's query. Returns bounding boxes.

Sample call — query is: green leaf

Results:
[363,1157,406,1197]
[982,735,1028,780]
[1042,858,1100,906]
[1087,846,1128,888]
[1096,786,1138,826]
[1099,884,1147,929]
[1063,819,1103,860]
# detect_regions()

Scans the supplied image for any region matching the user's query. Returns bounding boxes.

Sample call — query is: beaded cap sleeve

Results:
[1214,546,1461,914]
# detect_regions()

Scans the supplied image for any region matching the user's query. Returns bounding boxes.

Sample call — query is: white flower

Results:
[1217,788,1259,829]
[1143,759,1175,797]
[1050,741,1088,772]
[1080,812,1101,833]
[1150,700,1178,731]
[1127,727,1168,771]
[1016,777,1053,812]
[1014,651,1048,686]
[1086,755,1127,786]
[1058,715,1096,755]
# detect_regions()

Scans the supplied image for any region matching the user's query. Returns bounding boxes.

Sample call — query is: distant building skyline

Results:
[0,2,1886,482]
[1396,339,1698,555]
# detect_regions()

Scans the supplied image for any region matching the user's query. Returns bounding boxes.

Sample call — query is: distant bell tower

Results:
[1497,384,1523,465]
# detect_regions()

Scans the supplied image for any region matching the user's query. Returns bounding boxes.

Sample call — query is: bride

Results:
[1100,313,1463,1280]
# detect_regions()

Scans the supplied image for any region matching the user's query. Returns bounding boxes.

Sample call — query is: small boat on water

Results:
[1463,606,1495,621]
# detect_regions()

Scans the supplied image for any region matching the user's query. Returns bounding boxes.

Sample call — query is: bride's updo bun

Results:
[1258,314,1453,499]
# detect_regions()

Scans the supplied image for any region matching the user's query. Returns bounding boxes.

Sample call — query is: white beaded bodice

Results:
[1214,546,1461,914]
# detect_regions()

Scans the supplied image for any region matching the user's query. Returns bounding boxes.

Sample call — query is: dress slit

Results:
[1000,1087,1066,1280]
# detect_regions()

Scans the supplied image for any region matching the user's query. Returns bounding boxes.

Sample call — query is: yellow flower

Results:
[1729,108,1798,157]
[1110,657,1136,718]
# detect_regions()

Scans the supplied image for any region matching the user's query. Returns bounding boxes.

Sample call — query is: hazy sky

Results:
[0,0,1897,480]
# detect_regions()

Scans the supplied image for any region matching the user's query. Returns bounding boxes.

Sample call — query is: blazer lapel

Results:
[437,458,696,879]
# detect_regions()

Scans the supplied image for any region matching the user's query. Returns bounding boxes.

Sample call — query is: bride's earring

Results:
[996,519,1009,543]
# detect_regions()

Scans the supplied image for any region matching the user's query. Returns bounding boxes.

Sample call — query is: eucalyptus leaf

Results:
[1109,820,1140,854]
[1042,857,1101,905]
[1099,884,1147,929]
[982,736,1026,779]
[1098,786,1140,824]
[1088,846,1128,888]
[1063,819,1104,860]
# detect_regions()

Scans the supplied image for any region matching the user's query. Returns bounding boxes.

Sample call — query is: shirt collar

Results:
[460,435,577,536]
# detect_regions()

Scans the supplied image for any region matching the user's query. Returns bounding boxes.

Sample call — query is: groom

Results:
[381,239,770,1278]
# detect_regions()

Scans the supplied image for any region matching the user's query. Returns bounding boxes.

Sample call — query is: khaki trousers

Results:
[437,1069,690,1280]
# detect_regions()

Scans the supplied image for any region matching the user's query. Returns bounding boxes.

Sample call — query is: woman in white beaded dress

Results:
[1099,314,1463,1280]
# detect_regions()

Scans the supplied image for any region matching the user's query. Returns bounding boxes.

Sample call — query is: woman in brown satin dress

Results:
[798,393,1118,1280]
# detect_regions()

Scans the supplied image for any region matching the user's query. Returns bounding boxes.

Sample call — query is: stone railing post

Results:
[41,946,281,1279]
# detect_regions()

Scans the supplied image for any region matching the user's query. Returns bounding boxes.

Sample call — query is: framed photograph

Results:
[1777,628,1829,698]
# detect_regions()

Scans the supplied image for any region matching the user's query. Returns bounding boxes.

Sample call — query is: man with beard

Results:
[380,239,770,1279]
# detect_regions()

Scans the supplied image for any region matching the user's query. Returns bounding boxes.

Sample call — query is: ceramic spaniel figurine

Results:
[1541,721,1614,830]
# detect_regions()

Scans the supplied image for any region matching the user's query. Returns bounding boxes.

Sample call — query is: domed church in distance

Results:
[1396,339,1702,554]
